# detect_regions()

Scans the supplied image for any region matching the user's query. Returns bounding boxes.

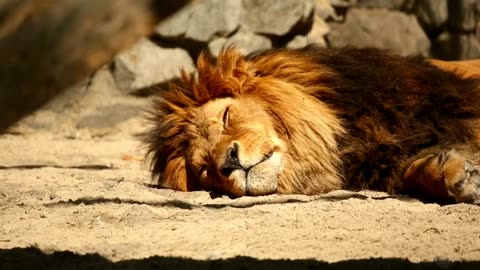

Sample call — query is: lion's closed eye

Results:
[222,106,230,128]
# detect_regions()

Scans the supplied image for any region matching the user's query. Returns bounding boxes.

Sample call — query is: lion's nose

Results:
[220,142,275,177]
[221,142,243,176]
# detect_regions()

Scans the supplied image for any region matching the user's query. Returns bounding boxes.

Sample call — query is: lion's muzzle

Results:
[216,140,282,197]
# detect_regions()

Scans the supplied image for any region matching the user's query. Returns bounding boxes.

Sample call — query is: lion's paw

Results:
[443,152,480,205]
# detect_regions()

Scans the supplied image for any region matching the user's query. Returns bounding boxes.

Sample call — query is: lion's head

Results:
[144,47,345,197]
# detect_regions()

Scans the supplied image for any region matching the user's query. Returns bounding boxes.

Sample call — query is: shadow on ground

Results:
[1,247,478,270]
[43,190,419,210]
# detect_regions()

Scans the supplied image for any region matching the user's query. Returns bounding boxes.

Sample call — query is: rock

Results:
[15,66,118,131]
[208,31,272,56]
[242,0,315,36]
[329,0,354,8]
[412,0,448,35]
[113,39,195,94]
[315,0,340,21]
[70,66,149,133]
[289,15,330,49]
[155,3,196,38]
[14,62,151,135]
[155,0,242,42]
[327,9,430,56]
[81,66,124,107]
[41,79,89,114]
[432,32,480,60]
[208,39,227,57]
[18,110,62,131]
[76,104,142,130]
[355,0,407,10]
[0,0,190,133]
[307,16,329,46]
[287,35,308,49]
[185,0,242,42]
[448,0,479,32]
[478,20,480,39]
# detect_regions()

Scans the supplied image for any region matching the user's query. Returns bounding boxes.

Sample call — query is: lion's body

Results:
[144,46,480,204]
[289,47,480,193]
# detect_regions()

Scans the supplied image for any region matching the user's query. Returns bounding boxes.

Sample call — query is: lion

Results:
[143,45,480,204]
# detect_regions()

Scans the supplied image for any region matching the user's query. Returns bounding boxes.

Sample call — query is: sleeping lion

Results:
[143,45,480,204]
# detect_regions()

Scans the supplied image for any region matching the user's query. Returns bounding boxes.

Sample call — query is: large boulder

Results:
[327,9,430,56]
[286,35,309,49]
[154,3,195,39]
[15,65,147,134]
[208,31,272,56]
[412,0,448,35]
[329,0,354,8]
[155,0,242,42]
[15,66,118,131]
[448,0,479,32]
[75,104,143,130]
[306,16,329,46]
[432,32,480,60]
[241,0,315,36]
[314,0,339,21]
[14,80,89,131]
[113,39,195,94]
[0,0,190,133]
[355,0,408,10]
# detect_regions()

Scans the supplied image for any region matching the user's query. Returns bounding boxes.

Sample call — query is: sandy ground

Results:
[1,133,480,269]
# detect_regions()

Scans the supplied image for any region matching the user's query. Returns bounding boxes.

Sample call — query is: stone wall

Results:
[153,0,480,59]
[14,0,480,135]
[118,0,480,94]
[333,0,480,60]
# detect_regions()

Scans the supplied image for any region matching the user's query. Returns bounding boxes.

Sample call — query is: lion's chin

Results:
[225,152,283,197]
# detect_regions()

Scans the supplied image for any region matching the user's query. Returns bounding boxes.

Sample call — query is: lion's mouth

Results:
[220,151,282,197]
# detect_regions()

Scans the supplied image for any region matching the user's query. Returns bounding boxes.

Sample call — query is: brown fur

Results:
[143,45,480,203]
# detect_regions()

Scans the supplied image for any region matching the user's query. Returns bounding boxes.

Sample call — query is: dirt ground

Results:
[1,132,480,269]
